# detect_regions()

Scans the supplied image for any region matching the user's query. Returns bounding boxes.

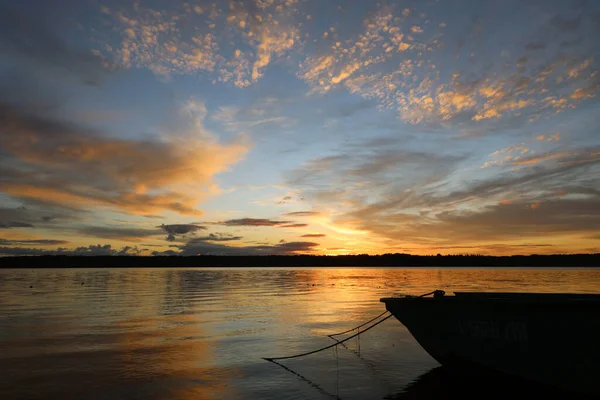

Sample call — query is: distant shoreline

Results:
[1,254,599,268]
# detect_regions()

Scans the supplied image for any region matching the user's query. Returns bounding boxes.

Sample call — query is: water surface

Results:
[1,267,598,399]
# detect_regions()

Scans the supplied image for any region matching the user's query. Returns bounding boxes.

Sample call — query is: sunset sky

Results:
[1,0,599,256]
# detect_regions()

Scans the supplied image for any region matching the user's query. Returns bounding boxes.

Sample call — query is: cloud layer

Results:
[1,0,599,256]
[0,101,249,217]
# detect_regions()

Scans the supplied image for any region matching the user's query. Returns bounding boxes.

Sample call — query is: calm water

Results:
[1,267,599,400]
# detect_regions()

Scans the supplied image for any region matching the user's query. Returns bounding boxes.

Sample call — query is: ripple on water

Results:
[1,267,599,399]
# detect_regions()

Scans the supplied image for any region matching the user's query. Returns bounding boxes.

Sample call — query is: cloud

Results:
[426,197,600,242]
[297,3,599,128]
[392,148,599,213]
[301,233,326,237]
[211,97,297,140]
[221,218,292,227]
[0,100,250,218]
[0,203,86,235]
[0,4,110,85]
[0,221,34,228]
[0,238,69,246]
[511,151,569,166]
[286,138,467,213]
[286,118,600,251]
[100,0,302,86]
[298,5,433,94]
[78,226,162,242]
[159,224,207,234]
[278,196,293,204]
[159,224,206,242]
[0,244,141,256]
[280,223,308,228]
[192,233,243,242]
[163,239,319,256]
[282,211,321,216]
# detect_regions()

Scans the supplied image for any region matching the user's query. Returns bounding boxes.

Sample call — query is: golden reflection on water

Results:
[1,267,599,399]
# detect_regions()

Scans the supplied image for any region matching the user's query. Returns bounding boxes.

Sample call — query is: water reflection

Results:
[0,268,598,399]
[386,366,582,399]
[0,269,235,399]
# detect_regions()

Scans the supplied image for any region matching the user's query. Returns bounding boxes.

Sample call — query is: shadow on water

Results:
[385,366,593,400]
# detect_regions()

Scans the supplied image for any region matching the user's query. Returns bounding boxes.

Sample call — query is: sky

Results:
[1,0,599,256]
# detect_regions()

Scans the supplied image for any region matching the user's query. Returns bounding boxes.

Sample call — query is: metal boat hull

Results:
[381,292,600,396]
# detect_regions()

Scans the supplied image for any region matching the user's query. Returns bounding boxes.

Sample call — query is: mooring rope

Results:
[328,313,395,389]
[264,290,443,363]
[333,337,394,391]
[262,290,443,399]
[334,345,339,398]
[262,313,394,362]
[327,310,390,338]
[266,359,341,399]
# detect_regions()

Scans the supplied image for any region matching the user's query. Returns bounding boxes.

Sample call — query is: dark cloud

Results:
[0,201,86,225]
[162,240,320,256]
[420,148,600,210]
[159,224,206,242]
[143,215,165,220]
[159,224,207,234]
[0,238,69,246]
[282,211,320,217]
[280,223,309,228]
[0,221,34,228]
[430,198,600,241]
[272,241,319,253]
[0,244,140,256]
[152,249,180,256]
[0,4,110,85]
[221,218,292,227]
[301,234,326,238]
[548,15,582,33]
[192,233,242,242]
[78,226,162,242]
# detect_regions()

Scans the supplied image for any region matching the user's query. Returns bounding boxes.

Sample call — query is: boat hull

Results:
[381,293,600,396]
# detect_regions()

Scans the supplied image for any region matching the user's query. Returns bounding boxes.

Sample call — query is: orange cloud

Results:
[101,1,301,87]
[512,151,567,166]
[2,183,204,216]
[0,100,250,217]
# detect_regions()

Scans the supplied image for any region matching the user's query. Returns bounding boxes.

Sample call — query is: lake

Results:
[1,267,599,399]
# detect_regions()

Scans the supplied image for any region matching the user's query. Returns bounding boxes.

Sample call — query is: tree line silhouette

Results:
[1,253,599,268]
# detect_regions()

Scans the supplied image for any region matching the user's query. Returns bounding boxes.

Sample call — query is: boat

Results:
[384,366,570,399]
[381,291,600,396]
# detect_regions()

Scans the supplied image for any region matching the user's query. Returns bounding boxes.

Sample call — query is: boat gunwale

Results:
[380,291,600,304]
